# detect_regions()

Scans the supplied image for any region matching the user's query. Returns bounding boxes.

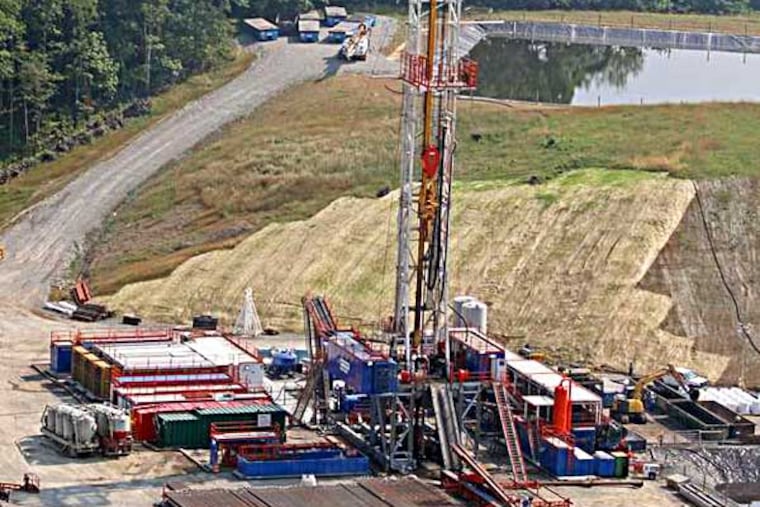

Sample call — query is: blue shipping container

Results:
[539,437,569,477]
[465,350,503,376]
[255,29,279,41]
[328,31,347,43]
[572,426,597,454]
[237,452,370,478]
[324,334,398,395]
[572,447,594,476]
[50,341,73,373]
[593,451,615,477]
[299,31,319,43]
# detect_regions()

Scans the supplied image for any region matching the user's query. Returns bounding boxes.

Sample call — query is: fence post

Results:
[630,15,634,28]
[598,13,601,27]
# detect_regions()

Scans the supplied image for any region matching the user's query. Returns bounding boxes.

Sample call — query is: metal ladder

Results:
[493,381,527,484]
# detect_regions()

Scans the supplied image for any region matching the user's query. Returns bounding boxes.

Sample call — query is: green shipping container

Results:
[194,404,288,443]
[611,451,629,478]
[156,412,205,449]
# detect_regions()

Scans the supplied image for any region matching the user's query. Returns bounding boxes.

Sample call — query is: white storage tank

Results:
[58,405,74,440]
[54,405,66,436]
[44,406,57,434]
[71,409,97,445]
[463,300,488,334]
[453,296,476,327]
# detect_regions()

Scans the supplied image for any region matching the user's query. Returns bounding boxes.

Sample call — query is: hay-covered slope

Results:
[106,170,730,380]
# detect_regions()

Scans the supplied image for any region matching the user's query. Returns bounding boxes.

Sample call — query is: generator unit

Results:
[324,331,398,395]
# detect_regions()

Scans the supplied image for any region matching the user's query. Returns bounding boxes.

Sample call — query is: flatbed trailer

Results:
[40,427,99,457]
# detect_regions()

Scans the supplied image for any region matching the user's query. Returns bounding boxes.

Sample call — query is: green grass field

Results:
[0,47,255,229]
[88,75,760,294]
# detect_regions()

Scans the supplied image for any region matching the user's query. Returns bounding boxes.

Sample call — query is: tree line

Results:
[0,0,258,161]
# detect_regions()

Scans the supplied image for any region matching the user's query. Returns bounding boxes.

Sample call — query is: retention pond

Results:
[470,37,760,106]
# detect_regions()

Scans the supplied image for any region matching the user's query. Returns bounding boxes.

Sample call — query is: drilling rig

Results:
[301,0,477,475]
[393,0,478,373]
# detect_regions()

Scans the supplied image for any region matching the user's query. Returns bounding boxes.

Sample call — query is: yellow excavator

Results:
[612,364,689,424]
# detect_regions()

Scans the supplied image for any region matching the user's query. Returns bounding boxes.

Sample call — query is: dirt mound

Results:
[105,170,730,379]
[640,178,760,386]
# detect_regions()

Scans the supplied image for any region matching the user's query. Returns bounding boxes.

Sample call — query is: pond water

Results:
[470,38,760,106]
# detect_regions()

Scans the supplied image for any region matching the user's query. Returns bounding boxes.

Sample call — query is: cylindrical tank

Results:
[88,403,131,438]
[462,301,488,334]
[453,296,476,327]
[71,409,97,444]
[54,405,66,436]
[44,406,57,434]
[271,348,298,369]
[553,381,572,434]
[59,405,75,440]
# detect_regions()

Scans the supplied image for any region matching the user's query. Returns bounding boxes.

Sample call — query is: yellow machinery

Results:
[0,246,4,260]
[612,364,688,424]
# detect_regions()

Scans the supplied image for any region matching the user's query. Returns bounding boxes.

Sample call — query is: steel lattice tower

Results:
[393,0,478,373]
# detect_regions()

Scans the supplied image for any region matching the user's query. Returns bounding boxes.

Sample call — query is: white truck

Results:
[340,23,370,61]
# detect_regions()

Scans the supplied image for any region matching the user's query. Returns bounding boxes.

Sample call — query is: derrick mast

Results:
[393,0,478,371]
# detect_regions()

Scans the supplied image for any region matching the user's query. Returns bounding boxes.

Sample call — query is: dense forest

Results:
[0,0,258,162]
[0,0,754,165]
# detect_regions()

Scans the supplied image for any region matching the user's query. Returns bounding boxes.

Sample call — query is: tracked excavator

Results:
[612,364,690,424]
[339,23,369,61]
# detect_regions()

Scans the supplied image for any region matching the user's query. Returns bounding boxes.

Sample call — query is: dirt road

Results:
[0,19,397,307]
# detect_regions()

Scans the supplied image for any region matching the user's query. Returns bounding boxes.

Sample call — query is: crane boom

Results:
[632,364,689,400]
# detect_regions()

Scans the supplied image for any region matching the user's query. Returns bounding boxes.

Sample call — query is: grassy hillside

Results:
[89,75,760,294]
[0,48,255,230]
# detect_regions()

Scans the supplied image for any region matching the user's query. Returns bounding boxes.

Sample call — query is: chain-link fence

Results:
[475,20,760,53]
[465,8,760,37]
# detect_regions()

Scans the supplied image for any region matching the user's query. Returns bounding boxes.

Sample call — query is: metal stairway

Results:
[493,381,527,484]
